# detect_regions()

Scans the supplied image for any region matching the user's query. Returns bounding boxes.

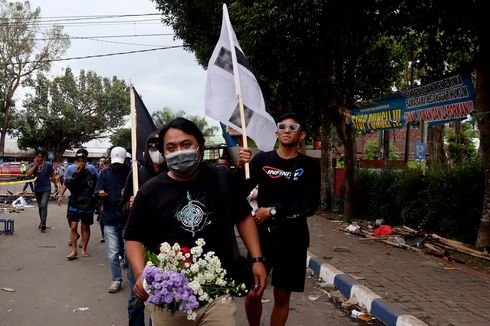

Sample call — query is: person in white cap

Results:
[94,146,131,293]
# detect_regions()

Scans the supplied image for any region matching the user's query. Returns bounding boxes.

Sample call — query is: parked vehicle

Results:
[0,162,23,175]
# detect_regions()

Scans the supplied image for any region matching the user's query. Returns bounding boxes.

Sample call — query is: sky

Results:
[24,0,214,129]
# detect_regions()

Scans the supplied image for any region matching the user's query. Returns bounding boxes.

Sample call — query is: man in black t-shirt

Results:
[124,118,266,325]
[240,112,320,326]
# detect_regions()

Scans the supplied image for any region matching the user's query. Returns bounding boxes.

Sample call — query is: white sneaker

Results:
[108,280,122,293]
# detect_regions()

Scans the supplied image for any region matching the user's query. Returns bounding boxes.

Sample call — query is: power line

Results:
[1,19,163,28]
[34,33,174,41]
[17,45,184,65]
[36,19,162,27]
[80,37,169,48]
[10,13,161,22]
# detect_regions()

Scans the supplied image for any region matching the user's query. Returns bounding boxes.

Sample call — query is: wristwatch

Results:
[250,256,265,264]
[269,207,277,217]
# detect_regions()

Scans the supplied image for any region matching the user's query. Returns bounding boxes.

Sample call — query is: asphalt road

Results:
[0,188,358,325]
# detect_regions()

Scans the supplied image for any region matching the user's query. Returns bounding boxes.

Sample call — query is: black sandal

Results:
[66,254,78,261]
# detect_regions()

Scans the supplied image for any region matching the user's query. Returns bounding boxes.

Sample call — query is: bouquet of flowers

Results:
[143,238,247,321]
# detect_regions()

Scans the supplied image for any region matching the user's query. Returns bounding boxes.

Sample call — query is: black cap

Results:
[75,148,88,159]
[147,130,159,144]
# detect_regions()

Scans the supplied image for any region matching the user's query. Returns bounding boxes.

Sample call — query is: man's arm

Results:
[57,184,68,206]
[25,163,36,177]
[126,240,148,300]
[236,214,267,296]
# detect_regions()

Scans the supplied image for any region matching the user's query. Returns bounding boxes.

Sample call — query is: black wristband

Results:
[250,256,265,264]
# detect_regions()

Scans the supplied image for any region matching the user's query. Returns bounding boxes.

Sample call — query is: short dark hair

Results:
[159,118,205,153]
[276,112,304,127]
[35,149,47,158]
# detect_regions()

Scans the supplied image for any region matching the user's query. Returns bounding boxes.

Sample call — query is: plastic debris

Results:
[393,235,406,245]
[261,298,271,304]
[374,225,395,236]
[351,309,363,318]
[351,309,375,321]
[12,196,32,208]
[308,289,323,301]
[1,287,15,292]
[346,224,360,233]
[73,307,90,312]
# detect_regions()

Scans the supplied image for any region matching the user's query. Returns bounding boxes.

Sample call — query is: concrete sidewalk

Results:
[306,213,490,326]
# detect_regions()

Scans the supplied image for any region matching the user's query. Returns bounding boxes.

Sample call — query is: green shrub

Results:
[350,158,484,242]
[422,159,484,243]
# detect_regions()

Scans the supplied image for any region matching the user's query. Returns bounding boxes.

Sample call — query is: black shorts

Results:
[262,241,307,293]
[67,210,94,225]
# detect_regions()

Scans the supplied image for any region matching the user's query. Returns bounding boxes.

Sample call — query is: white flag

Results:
[204,4,276,152]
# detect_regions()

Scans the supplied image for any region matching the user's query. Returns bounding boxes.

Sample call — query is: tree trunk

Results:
[454,120,462,144]
[55,144,65,163]
[342,122,358,217]
[330,108,358,218]
[319,108,333,211]
[0,101,11,158]
[475,43,490,248]
[428,125,446,166]
[404,123,411,163]
[377,131,383,159]
[383,130,390,160]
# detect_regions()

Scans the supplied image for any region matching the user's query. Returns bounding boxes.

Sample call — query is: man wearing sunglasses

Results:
[240,112,320,326]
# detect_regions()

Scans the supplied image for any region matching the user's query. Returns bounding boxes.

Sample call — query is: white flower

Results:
[147,238,247,319]
[195,238,206,247]
[187,311,197,321]
[172,243,181,252]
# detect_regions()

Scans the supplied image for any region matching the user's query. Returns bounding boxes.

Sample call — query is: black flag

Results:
[132,87,156,163]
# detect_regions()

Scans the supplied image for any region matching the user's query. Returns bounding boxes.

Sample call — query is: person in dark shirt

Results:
[25,149,58,232]
[95,146,131,294]
[240,112,321,326]
[120,130,166,326]
[124,118,266,325]
[58,148,98,260]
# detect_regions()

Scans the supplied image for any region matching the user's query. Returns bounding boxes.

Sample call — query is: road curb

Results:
[307,252,428,326]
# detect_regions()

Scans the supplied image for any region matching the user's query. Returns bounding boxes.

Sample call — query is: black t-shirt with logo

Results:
[124,163,251,269]
[249,150,321,249]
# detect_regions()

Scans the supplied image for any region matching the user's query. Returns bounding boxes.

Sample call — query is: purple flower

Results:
[143,267,199,313]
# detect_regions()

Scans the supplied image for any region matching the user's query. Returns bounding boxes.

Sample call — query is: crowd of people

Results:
[22,113,320,326]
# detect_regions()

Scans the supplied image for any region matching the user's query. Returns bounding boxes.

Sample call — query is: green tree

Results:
[0,0,70,157]
[152,0,407,217]
[364,139,400,160]
[152,106,218,139]
[445,122,477,164]
[13,67,130,161]
[110,128,131,150]
[392,0,489,247]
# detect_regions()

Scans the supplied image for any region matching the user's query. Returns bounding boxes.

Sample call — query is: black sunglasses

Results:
[277,123,300,132]
[147,142,159,151]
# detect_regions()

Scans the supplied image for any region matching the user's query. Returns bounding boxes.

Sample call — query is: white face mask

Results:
[149,150,165,165]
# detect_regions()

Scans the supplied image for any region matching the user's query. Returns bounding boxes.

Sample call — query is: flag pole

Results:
[223,4,250,179]
[238,96,250,179]
[130,86,139,194]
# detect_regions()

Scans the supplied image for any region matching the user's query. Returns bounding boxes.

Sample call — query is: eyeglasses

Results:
[148,142,159,151]
[277,123,300,132]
